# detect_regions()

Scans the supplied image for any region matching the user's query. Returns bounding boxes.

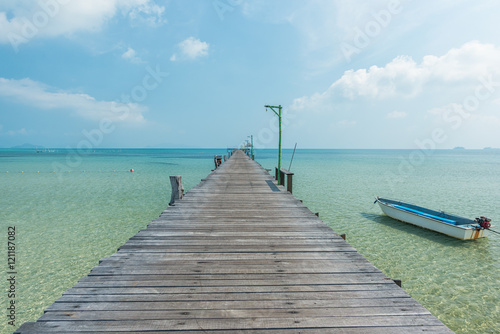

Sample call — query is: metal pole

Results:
[264,105,282,185]
[278,105,282,183]
[289,142,297,171]
[251,135,254,160]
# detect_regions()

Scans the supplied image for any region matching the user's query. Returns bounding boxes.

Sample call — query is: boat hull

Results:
[376,198,487,240]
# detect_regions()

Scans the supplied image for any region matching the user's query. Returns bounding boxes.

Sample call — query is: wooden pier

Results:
[16,150,452,333]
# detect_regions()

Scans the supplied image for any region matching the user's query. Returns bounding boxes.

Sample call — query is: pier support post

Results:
[275,167,294,193]
[286,171,293,193]
[214,155,222,169]
[169,175,184,206]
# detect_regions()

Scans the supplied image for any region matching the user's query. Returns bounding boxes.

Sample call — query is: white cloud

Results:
[171,37,209,61]
[121,47,145,64]
[6,128,28,136]
[127,1,166,27]
[427,104,462,117]
[387,110,407,119]
[0,78,146,123]
[337,120,356,127]
[293,41,500,106]
[332,55,428,99]
[0,0,166,50]
[241,0,408,71]
[241,1,499,74]
[289,41,500,148]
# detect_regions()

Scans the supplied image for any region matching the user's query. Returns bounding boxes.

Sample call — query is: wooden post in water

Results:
[169,175,184,206]
[214,155,222,169]
[274,167,294,193]
[287,172,292,192]
[283,169,293,193]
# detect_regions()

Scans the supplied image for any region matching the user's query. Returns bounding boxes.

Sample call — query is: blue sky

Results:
[1,0,500,149]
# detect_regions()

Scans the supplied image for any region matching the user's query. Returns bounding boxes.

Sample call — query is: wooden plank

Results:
[97,252,365,264]
[40,305,433,321]
[15,325,453,334]
[45,297,424,312]
[73,278,395,289]
[15,150,452,333]
[115,246,358,253]
[76,272,391,284]
[62,284,399,296]
[87,263,382,275]
[15,316,450,332]
[54,289,412,303]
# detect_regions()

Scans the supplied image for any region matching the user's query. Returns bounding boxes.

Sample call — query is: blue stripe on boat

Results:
[392,205,457,225]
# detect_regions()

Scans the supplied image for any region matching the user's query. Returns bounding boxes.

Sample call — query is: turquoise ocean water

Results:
[1,148,499,333]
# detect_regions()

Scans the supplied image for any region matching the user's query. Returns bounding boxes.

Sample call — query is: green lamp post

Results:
[264,105,282,185]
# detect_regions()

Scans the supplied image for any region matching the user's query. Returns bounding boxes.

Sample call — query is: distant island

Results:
[453,146,465,150]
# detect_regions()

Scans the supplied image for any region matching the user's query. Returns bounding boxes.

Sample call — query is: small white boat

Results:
[375,197,492,240]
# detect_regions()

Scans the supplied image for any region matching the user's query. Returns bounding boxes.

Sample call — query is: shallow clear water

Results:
[1,148,499,333]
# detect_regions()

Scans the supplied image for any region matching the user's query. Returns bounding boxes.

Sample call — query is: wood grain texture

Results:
[15,150,452,333]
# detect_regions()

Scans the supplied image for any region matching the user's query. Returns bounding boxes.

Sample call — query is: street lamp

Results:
[247,135,254,160]
[264,104,282,184]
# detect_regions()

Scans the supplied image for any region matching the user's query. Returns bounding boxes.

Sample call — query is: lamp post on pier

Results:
[264,105,282,184]
[251,135,254,160]
[247,135,254,160]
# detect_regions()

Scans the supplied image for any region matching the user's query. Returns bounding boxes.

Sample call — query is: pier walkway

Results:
[16,150,452,333]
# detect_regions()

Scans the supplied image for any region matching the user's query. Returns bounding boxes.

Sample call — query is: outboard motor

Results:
[475,216,491,229]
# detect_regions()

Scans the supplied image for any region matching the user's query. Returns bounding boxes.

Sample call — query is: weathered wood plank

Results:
[87,263,383,275]
[54,289,412,303]
[45,297,423,312]
[15,323,452,334]
[76,272,391,284]
[40,305,433,321]
[62,284,399,296]
[15,315,450,332]
[97,253,365,265]
[115,246,357,253]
